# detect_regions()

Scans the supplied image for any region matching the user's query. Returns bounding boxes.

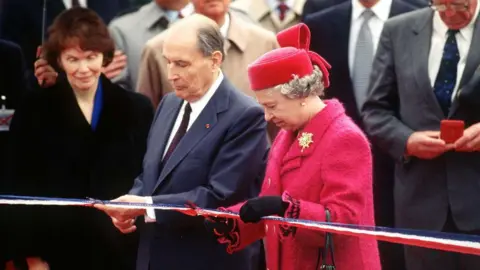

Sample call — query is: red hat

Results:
[247,23,331,91]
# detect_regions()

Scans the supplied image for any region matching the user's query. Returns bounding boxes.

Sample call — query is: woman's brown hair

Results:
[43,7,115,69]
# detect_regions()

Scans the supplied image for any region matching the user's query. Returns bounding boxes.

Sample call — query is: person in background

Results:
[8,7,153,270]
[95,14,268,270]
[301,0,427,21]
[108,0,191,91]
[0,0,132,73]
[204,23,380,270]
[230,0,306,33]
[362,0,480,269]
[137,0,280,140]
[0,39,28,270]
[304,0,418,268]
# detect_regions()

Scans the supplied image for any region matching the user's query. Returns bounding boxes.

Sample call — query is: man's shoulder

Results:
[0,39,22,52]
[305,1,349,24]
[145,31,167,50]
[384,8,431,30]
[109,3,151,30]
[236,17,276,42]
[224,82,262,113]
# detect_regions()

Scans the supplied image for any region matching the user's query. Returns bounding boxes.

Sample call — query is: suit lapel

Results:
[450,16,480,117]
[147,98,182,192]
[458,17,480,89]
[411,9,445,119]
[153,79,230,192]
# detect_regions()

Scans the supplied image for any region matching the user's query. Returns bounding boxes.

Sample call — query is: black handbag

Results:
[317,209,336,270]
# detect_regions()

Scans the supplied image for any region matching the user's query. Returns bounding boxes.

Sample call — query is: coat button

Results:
[267,178,271,187]
[265,224,268,232]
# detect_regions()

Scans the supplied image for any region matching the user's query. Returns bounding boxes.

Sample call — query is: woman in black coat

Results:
[7,7,154,270]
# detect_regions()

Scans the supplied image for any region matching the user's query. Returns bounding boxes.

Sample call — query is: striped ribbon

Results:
[1,195,480,256]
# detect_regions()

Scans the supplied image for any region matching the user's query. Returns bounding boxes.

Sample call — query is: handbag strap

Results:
[319,209,336,270]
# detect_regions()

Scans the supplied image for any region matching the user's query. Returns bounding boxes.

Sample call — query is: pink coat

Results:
[222,99,381,270]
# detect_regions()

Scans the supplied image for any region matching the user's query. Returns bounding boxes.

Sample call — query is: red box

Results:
[440,120,464,144]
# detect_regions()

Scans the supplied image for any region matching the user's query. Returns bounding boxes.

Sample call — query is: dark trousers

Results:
[372,145,406,270]
[405,209,480,270]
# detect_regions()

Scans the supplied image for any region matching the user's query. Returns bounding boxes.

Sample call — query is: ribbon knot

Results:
[276,23,331,88]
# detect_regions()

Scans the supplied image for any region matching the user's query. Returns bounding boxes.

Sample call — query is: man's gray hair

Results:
[197,25,225,61]
[275,65,326,99]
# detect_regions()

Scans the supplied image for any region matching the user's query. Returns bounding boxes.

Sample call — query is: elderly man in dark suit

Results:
[304,1,418,269]
[362,0,480,269]
[96,14,267,270]
[302,0,427,20]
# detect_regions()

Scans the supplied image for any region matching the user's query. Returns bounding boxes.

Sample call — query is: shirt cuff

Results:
[145,196,156,223]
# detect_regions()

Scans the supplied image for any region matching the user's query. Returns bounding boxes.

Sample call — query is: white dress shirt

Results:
[428,3,480,100]
[145,71,225,221]
[266,0,296,17]
[348,0,393,76]
[62,0,87,9]
[220,13,230,37]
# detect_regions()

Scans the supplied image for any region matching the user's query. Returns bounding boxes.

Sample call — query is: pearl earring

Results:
[301,102,306,106]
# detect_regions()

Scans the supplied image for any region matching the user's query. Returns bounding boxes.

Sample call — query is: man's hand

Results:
[455,123,480,152]
[34,58,58,87]
[102,50,127,79]
[406,131,453,159]
[94,195,147,233]
[111,216,137,234]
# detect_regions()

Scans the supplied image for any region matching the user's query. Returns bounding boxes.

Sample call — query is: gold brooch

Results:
[298,132,314,152]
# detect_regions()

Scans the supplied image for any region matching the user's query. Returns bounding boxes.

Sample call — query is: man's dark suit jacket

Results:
[7,74,153,269]
[130,77,267,270]
[0,0,131,69]
[362,8,480,232]
[302,0,428,21]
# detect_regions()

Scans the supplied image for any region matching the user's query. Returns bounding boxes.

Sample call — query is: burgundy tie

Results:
[161,103,192,166]
[278,2,289,21]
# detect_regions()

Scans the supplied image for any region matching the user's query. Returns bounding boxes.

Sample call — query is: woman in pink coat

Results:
[206,23,381,270]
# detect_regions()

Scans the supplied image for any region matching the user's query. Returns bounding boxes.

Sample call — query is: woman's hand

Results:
[239,196,289,223]
[34,58,58,88]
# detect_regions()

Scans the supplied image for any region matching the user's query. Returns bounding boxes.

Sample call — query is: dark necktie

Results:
[162,103,192,166]
[433,29,460,117]
[71,0,80,7]
[278,2,289,21]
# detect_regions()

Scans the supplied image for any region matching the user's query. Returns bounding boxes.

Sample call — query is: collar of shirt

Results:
[433,2,480,41]
[266,0,295,11]
[220,13,230,38]
[186,71,224,129]
[63,0,87,9]
[351,0,392,22]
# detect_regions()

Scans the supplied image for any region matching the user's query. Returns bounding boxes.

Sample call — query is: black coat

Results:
[0,39,29,267]
[7,74,153,269]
